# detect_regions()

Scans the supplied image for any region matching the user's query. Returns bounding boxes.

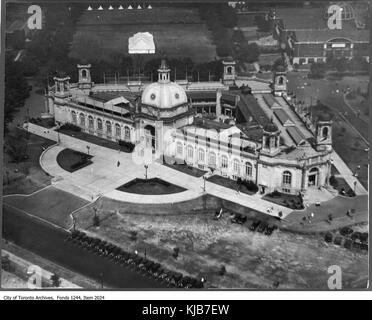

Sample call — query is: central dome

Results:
[141,60,188,109]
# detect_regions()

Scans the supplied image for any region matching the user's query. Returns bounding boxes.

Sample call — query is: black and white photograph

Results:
[0,0,370,298]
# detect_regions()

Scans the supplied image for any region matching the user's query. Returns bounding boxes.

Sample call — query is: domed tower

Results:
[158,59,171,83]
[77,60,93,91]
[315,113,333,151]
[222,57,237,86]
[53,71,70,99]
[273,67,287,96]
[261,121,281,156]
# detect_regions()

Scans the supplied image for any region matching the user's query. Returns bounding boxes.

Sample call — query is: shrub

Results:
[60,123,81,132]
[173,247,180,259]
[324,232,333,243]
[329,175,338,188]
[219,265,226,276]
[118,140,135,152]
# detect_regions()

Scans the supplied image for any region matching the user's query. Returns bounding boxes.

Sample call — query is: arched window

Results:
[124,126,131,141]
[245,162,253,177]
[227,66,232,75]
[233,159,240,174]
[221,155,228,169]
[115,124,121,138]
[282,171,292,186]
[322,127,328,139]
[82,69,87,78]
[106,121,112,136]
[187,145,194,160]
[97,118,103,131]
[198,148,205,163]
[209,151,216,168]
[278,76,284,85]
[88,116,94,129]
[80,113,85,127]
[176,142,183,156]
[71,111,77,124]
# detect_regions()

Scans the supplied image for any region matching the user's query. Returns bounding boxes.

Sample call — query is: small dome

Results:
[264,122,279,133]
[317,113,333,122]
[141,82,188,109]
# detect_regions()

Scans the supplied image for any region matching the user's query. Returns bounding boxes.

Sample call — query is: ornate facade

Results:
[48,59,333,195]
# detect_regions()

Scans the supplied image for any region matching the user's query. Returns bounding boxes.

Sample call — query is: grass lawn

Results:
[57,128,133,152]
[207,175,258,195]
[163,162,207,178]
[74,204,368,289]
[116,178,186,195]
[70,8,216,63]
[263,192,304,210]
[56,149,93,173]
[3,129,55,195]
[3,187,89,228]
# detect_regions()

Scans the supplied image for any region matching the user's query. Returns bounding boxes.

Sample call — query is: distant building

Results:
[273,4,370,64]
[48,59,333,195]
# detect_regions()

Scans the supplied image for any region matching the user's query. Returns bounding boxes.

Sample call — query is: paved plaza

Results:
[28,123,295,218]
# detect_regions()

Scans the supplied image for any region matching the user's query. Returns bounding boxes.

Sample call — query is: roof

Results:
[187,91,216,100]
[264,122,279,133]
[221,93,238,105]
[192,117,232,131]
[263,94,281,109]
[294,29,369,43]
[238,94,270,127]
[274,109,294,126]
[238,125,264,142]
[286,127,306,146]
[90,91,135,103]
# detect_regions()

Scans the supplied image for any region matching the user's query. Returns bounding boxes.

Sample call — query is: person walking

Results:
[117,160,120,167]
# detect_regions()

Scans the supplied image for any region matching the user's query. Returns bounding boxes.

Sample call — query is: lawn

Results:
[3,186,89,228]
[56,148,93,173]
[263,192,304,210]
[70,8,216,64]
[116,178,186,195]
[74,203,368,289]
[3,129,55,195]
[163,162,207,178]
[207,175,258,195]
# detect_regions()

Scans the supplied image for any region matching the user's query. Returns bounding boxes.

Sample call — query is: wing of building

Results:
[48,59,333,195]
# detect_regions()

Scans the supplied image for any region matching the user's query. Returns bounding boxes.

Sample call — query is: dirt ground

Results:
[1,271,28,289]
[75,207,368,290]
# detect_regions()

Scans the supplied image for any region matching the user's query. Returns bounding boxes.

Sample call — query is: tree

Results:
[254,15,272,32]
[5,130,29,163]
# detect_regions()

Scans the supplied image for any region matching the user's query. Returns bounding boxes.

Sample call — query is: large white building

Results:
[48,59,333,195]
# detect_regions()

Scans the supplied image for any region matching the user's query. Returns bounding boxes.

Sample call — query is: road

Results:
[2,204,165,289]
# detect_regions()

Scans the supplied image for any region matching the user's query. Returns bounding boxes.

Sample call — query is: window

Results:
[322,127,328,139]
[97,118,103,131]
[221,155,228,169]
[233,159,240,175]
[209,152,216,168]
[176,142,183,156]
[124,126,131,141]
[71,111,77,124]
[80,113,85,127]
[187,145,194,160]
[106,121,112,136]
[115,124,121,138]
[282,171,292,186]
[82,69,87,78]
[245,162,253,177]
[88,116,94,129]
[198,148,205,163]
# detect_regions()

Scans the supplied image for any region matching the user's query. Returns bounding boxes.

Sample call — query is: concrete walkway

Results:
[29,123,293,218]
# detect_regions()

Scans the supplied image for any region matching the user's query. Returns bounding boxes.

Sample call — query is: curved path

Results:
[31,123,293,217]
